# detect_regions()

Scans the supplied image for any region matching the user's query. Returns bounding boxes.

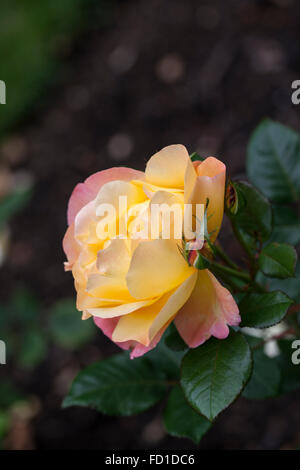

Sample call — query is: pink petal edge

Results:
[93,316,166,359]
[67,167,144,225]
[175,270,240,348]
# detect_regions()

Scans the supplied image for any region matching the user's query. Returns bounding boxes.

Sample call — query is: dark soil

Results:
[1,0,300,449]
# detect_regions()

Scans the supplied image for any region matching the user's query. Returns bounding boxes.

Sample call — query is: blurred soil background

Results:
[0,0,299,449]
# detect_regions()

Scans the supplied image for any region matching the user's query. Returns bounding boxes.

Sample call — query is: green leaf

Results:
[276,339,300,393]
[259,242,297,279]
[164,324,187,352]
[247,119,300,203]
[242,349,281,399]
[49,299,95,350]
[257,262,300,303]
[18,329,47,368]
[63,352,168,416]
[270,205,300,246]
[0,187,32,226]
[231,181,272,241]
[239,291,293,328]
[164,385,211,444]
[181,332,252,421]
[190,152,204,162]
[193,252,211,270]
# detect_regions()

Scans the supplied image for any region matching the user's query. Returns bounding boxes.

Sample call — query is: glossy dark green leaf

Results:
[49,299,95,350]
[193,252,211,270]
[164,386,211,443]
[190,152,204,162]
[181,332,252,421]
[239,291,293,328]
[242,349,281,399]
[247,119,300,203]
[270,206,300,246]
[63,352,168,416]
[259,242,297,279]
[257,262,300,303]
[231,181,272,241]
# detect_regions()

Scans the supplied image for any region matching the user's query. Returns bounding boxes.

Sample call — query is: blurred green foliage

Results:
[0,185,32,228]
[0,0,84,138]
[0,288,96,446]
[49,298,95,350]
[0,381,24,448]
[1,288,96,369]
[0,0,114,447]
[0,0,113,140]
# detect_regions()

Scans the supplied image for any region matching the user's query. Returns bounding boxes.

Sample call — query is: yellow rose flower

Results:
[63,145,240,358]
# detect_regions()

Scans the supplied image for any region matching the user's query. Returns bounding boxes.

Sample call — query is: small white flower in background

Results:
[243,324,290,358]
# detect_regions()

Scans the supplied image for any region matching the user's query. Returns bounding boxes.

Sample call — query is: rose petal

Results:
[113,272,197,345]
[87,298,156,319]
[145,144,190,188]
[149,190,184,241]
[62,224,80,268]
[96,238,131,277]
[67,167,144,225]
[93,317,132,351]
[126,238,194,299]
[86,273,132,301]
[74,200,97,242]
[93,316,164,359]
[129,329,165,359]
[188,157,226,242]
[175,270,240,348]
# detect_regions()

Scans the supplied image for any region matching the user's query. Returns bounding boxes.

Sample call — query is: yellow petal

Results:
[126,238,193,299]
[74,200,96,242]
[87,298,156,319]
[148,271,197,341]
[76,289,112,310]
[188,157,226,242]
[184,158,197,204]
[95,180,146,240]
[82,311,92,320]
[149,190,184,207]
[63,223,80,268]
[132,179,184,199]
[149,190,184,240]
[87,273,132,301]
[95,180,146,214]
[145,144,190,188]
[96,238,131,277]
[112,272,197,345]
